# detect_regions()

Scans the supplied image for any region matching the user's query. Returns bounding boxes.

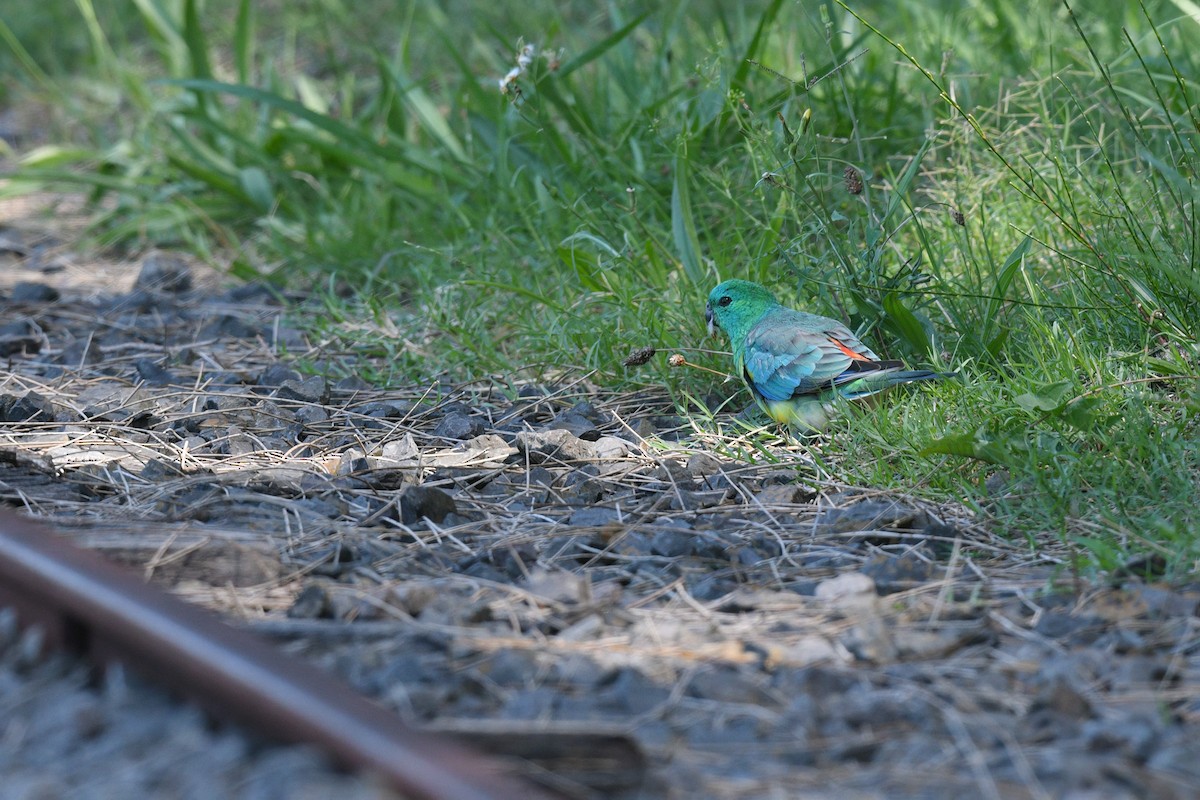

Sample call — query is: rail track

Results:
[0,508,563,800]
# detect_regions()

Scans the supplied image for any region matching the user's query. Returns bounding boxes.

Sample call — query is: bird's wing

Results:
[741,310,887,402]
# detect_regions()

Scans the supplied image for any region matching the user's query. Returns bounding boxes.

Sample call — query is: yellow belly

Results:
[763,398,831,431]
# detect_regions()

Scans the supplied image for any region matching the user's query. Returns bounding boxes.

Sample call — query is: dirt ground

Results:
[2,195,1199,799]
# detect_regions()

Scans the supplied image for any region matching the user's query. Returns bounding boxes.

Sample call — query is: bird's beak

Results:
[705,303,717,337]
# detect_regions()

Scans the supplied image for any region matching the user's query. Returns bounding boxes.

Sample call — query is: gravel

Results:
[2,239,1200,798]
[0,611,397,800]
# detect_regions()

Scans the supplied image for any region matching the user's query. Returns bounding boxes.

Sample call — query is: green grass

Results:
[3,0,1198,574]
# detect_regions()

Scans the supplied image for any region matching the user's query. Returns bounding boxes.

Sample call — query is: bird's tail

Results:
[836,369,956,401]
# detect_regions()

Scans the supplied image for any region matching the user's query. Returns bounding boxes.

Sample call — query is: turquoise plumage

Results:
[705,279,953,431]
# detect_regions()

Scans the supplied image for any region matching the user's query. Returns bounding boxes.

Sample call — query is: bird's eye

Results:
[718,295,732,307]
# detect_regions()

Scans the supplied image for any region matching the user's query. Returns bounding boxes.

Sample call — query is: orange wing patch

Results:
[828,337,870,361]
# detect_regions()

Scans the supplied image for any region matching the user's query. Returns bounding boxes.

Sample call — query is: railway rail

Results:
[0,508,561,800]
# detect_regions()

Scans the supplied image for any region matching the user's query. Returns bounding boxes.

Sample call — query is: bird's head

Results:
[705,279,778,339]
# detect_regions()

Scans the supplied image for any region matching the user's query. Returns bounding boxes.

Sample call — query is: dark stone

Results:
[60,338,103,368]
[293,405,329,425]
[133,358,178,386]
[683,715,766,748]
[756,483,817,506]
[838,687,933,730]
[357,401,410,419]
[596,667,670,714]
[199,314,262,341]
[489,544,537,580]
[292,497,346,520]
[1082,713,1161,761]
[0,391,55,422]
[141,458,186,482]
[222,282,279,303]
[729,546,760,566]
[274,376,326,403]
[222,428,260,457]
[258,364,301,387]
[1035,612,1103,643]
[500,690,556,720]
[332,375,374,393]
[860,548,936,594]
[433,412,485,440]
[0,323,40,357]
[668,488,727,511]
[816,499,927,534]
[400,485,457,524]
[99,288,158,314]
[547,411,600,441]
[686,574,739,602]
[11,281,59,302]
[568,400,603,421]
[481,649,541,686]
[609,531,655,558]
[515,429,596,464]
[686,666,777,705]
[523,466,555,488]
[267,327,308,349]
[134,254,192,293]
[310,542,358,576]
[560,475,604,505]
[287,584,331,619]
[685,452,723,477]
[650,525,695,558]
[566,507,621,529]
[1028,677,1095,720]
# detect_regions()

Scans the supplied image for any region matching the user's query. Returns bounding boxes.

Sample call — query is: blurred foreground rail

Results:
[0,509,556,800]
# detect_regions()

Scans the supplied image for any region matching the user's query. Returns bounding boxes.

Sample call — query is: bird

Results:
[705,279,954,432]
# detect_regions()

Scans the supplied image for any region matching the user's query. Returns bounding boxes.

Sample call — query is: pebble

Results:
[134,254,193,294]
[0,391,55,422]
[400,485,458,524]
[433,411,485,440]
[11,281,60,302]
[515,429,597,463]
[274,376,326,403]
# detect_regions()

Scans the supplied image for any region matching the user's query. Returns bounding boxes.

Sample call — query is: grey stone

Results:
[433,411,485,440]
[547,411,600,440]
[287,584,331,619]
[0,391,55,422]
[274,376,326,403]
[400,485,457,524]
[133,358,178,386]
[567,506,622,527]
[515,429,596,463]
[860,548,936,594]
[134,254,192,294]
[258,364,301,387]
[11,281,59,302]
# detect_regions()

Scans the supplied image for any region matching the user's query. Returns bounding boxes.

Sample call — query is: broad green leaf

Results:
[1014,380,1073,413]
[238,167,274,212]
[920,432,1013,465]
[983,235,1030,338]
[1071,536,1124,571]
[882,292,930,355]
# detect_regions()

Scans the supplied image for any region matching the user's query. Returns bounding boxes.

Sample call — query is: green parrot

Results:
[705,279,954,431]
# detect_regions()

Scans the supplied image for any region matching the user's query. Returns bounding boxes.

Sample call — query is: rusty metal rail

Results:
[0,509,557,800]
